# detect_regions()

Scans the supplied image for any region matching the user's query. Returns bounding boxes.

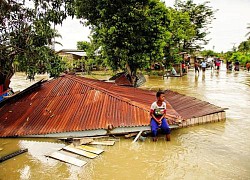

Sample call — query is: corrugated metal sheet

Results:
[0,75,226,137]
[66,52,87,57]
[164,90,227,119]
[114,73,133,86]
[109,72,146,87]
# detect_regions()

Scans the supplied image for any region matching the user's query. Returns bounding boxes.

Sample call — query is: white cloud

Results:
[54,17,91,51]
[205,0,250,52]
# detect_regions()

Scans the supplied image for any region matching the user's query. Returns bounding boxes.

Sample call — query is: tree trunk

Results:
[4,78,11,91]
[130,73,137,87]
[0,72,14,93]
[125,63,137,87]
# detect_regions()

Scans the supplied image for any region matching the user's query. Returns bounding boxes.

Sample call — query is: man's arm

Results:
[150,111,161,124]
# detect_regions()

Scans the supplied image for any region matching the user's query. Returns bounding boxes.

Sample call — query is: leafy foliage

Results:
[238,40,250,53]
[75,0,174,85]
[77,41,91,51]
[224,27,250,65]
[200,50,218,57]
[75,0,214,83]
[77,40,105,73]
[175,0,215,51]
[0,0,214,90]
[0,0,72,91]
[164,8,195,67]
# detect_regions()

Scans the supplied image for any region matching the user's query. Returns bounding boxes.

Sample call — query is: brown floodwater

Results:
[1,65,250,180]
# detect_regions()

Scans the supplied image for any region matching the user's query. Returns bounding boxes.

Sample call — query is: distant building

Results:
[57,49,87,71]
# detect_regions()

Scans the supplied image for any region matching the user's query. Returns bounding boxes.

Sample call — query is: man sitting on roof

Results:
[150,90,171,142]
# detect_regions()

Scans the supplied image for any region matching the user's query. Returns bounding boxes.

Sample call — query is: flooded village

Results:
[0,64,250,179]
[1,0,250,179]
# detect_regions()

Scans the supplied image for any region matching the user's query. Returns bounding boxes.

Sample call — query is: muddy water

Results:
[1,66,250,180]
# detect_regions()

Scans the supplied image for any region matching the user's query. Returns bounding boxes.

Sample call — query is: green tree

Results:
[230,52,244,64]
[223,51,233,62]
[238,40,250,54]
[0,0,72,92]
[164,8,195,67]
[200,50,218,57]
[175,0,215,51]
[77,41,91,51]
[75,0,170,86]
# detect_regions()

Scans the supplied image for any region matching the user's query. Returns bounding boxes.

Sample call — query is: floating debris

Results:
[76,145,104,155]
[125,133,138,138]
[89,140,115,146]
[0,148,28,163]
[47,152,87,167]
[62,145,98,159]
[132,130,143,143]
[72,138,94,146]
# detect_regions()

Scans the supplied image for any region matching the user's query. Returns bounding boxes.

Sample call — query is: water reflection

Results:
[1,65,250,179]
[202,72,205,81]
[19,140,65,164]
[20,165,31,180]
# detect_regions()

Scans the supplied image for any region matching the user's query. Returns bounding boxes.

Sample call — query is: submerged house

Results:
[0,75,227,138]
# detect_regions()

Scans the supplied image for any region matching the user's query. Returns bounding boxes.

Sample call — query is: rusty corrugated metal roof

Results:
[109,72,146,87]
[0,75,226,137]
[164,90,227,119]
[114,73,133,86]
[72,76,227,119]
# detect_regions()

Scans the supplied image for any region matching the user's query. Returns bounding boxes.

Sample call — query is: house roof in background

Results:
[57,49,87,57]
[57,49,85,52]
[65,51,87,57]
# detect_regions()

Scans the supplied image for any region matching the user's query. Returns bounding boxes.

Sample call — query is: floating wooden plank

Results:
[125,132,138,138]
[110,125,178,135]
[86,135,110,139]
[107,138,120,142]
[89,140,115,146]
[0,148,28,163]
[132,130,143,143]
[76,145,104,155]
[47,152,87,167]
[170,124,180,129]
[63,146,98,159]
[73,138,94,146]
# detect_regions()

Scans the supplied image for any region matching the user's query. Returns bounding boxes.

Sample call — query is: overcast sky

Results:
[55,0,250,52]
